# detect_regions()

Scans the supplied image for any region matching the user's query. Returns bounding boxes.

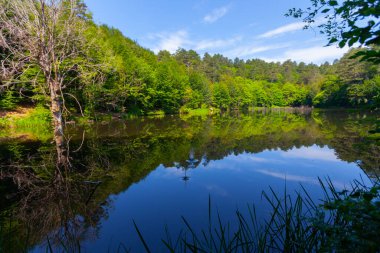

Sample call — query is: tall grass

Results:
[0,105,52,140]
[134,178,380,252]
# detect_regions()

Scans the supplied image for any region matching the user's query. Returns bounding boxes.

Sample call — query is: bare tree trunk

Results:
[49,80,63,135]
[49,79,67,168]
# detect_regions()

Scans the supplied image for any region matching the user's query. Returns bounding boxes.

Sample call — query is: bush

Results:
[0,90,20,110]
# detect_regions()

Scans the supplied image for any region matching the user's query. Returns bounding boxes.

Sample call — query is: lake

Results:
[0,109,379,252]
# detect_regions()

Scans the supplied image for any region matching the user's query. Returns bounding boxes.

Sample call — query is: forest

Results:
[0,1,379,120]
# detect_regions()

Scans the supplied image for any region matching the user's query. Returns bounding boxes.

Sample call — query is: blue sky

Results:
[84,0,349,64]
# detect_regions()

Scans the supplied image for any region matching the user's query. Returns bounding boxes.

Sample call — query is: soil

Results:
[0,107,34,118]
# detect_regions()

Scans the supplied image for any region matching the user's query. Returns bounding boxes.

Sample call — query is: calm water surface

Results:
[0,110,379,252]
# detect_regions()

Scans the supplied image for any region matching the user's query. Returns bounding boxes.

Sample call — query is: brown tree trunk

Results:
[49,79,67,169]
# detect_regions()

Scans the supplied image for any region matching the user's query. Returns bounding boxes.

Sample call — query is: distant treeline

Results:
[1,20,379,115]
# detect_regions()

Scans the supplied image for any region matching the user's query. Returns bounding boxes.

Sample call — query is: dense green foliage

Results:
[0,2,379,116]
[62,31,380,112]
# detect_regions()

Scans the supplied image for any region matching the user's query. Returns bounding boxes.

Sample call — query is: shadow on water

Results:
[0,109,379,252]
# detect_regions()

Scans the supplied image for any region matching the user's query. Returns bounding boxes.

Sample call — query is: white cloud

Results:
[203,6,229,24]
[255,169,319,185]
[194,36,242,50]
[255,169,347,189]
[262,45,349,64]
[227,152,288,164]
[150,30,242,54]
[205,184,229,196]
[245,156,268,163]
[281,146,340,162]
[152,30,188,53]
[224,43,290,58]
[258,22,306,39]
[258,18,326,39]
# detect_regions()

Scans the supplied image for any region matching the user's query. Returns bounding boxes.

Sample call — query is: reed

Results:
[134,178,380,252]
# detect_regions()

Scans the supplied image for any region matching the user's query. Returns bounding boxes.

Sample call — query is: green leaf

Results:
[133,220,152,253]
[328,37,338,44]
[348,37,359,46]
[322,8,330,13]
[363,192,374,201]
[338,40,346,48]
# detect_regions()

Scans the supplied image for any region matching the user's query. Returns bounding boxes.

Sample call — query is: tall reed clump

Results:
[134,178,380,253]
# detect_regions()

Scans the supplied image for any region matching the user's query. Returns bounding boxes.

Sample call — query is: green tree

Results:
[347,75,380,106]
[187,71,211,108]
[212,82,231,110]
[152,56,188,113]
[336,48,379,84]
[313,75,348,107]
[174,49,201,71]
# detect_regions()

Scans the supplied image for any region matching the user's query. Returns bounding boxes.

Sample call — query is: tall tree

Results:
[0,0,90,166]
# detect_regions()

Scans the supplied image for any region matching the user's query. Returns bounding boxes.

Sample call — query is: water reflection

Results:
[0,110,378,252]
[173,149,201,183]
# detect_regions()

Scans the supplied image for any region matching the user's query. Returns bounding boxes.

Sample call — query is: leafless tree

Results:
[0,0,89,167]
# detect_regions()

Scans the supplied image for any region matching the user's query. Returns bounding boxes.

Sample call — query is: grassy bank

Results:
[1,106,378,143]
[0,106,52,141]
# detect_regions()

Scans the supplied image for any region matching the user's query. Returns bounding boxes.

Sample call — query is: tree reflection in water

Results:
[0,109,379,252]
[174,149,201,183]
[0,133,109,252]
